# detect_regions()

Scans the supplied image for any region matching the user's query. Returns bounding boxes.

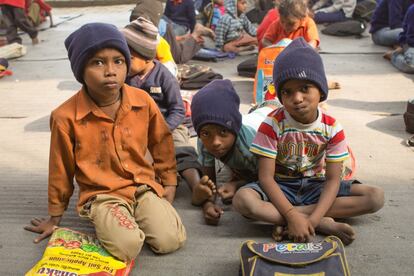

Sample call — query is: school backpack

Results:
[237,56,258,78]
[253,38,292,104]
[240,236,351,276]
[178,64,223,89]
[321,20,366,37]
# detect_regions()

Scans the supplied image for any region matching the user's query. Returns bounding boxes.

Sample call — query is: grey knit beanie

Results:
[191,79,242,136]
[64,23,131,84]
[273,37,328,102]
[121,17,159,60]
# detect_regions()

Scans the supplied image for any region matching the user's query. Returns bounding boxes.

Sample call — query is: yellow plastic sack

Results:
[26,227,133,276]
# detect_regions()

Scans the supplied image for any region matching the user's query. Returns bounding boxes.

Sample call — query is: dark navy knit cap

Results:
[64,23,131,84]
[191,79,242,135]
[273,37,328,102]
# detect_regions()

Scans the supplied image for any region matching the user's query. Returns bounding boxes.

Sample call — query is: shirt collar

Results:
[75,84,147,121]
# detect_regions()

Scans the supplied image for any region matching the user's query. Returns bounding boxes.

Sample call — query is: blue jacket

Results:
[164,0,196,32]
[215,0,257,49]
[399,4,414,46]
[370,0,413,33]
[127,60,185,131]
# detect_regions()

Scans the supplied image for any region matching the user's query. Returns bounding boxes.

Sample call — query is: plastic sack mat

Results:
[26,227,133,276]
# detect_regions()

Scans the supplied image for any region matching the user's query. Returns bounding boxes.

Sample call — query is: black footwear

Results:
[404,99,414,134]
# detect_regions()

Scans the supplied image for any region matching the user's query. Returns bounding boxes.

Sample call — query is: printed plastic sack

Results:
[26,227,134,276]
[240,236,350,276]
[253,39,291,104]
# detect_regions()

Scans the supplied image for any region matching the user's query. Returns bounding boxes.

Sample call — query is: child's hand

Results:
[217,181,238,204]
[203,201,224,226]
[285,210,315,243]
[24,216,62,243]
[163,186,177,204]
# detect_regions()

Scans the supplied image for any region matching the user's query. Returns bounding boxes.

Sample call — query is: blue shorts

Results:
[242,177,359,206]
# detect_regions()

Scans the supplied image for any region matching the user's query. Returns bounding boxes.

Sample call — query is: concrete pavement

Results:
[0,5,413,275]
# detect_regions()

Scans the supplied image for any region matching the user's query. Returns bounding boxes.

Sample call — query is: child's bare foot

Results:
[191,175,216,205]
[32,37,39,45]
[317,217,356,245]
[383,50,393,60]
[271,225,286,241]
[328,81,341,90]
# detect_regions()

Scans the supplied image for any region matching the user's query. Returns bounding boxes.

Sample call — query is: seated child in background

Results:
[311,0,356,24]
[257,0,281,49]
[262,0,319,50]
[215,0,258,53]
[233,37,384,245]
[369,0,412,47]
[203,0,226,30]
[384,4,414,74]
[164,0,196,36]
[122,17,203,200]
[190,80,277,225]
[24,23,186,262]
[129,0,213,76]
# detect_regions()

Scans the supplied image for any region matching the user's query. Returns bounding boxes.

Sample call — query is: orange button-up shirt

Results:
[263,16,320,47]
[48,84,177,216]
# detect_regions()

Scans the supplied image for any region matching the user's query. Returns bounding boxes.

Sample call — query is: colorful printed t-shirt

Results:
[250,107,349,178]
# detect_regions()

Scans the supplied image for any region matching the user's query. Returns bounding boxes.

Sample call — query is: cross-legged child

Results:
[164,0,196,36]
[121,17,203,200]
[369,0,412,47]
[190,80,274,225]
[24,23,186,262]
[261,0,319,50]
[311,0,356,24]
[215,0,258,53]
[232,37,384,245]
[383,4,414,74]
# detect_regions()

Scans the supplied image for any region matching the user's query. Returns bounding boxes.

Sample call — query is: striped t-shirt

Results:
[250,107,349,178]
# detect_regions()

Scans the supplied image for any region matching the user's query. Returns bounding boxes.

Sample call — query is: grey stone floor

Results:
[0,5,413,276]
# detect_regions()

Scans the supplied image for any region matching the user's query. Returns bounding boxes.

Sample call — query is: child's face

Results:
[237,0,248,14]
[129,49,152,76]
[280,79,321,124]
[280,16,301,34]
[83,48,127,104]
[199,124,236,159]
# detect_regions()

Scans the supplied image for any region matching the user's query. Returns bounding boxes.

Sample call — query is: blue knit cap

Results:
[191,79,242,135]
[64,23,131,84]
[273,37,328,102]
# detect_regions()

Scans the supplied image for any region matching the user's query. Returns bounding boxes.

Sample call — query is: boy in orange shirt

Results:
[261,0,319,50]
[24,23,186,262]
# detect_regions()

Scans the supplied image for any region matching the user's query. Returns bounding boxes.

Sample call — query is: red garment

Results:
[257,9,280,50]
[0,0,25,9]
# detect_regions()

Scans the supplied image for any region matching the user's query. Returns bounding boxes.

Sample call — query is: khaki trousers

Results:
[80,185,186,262]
